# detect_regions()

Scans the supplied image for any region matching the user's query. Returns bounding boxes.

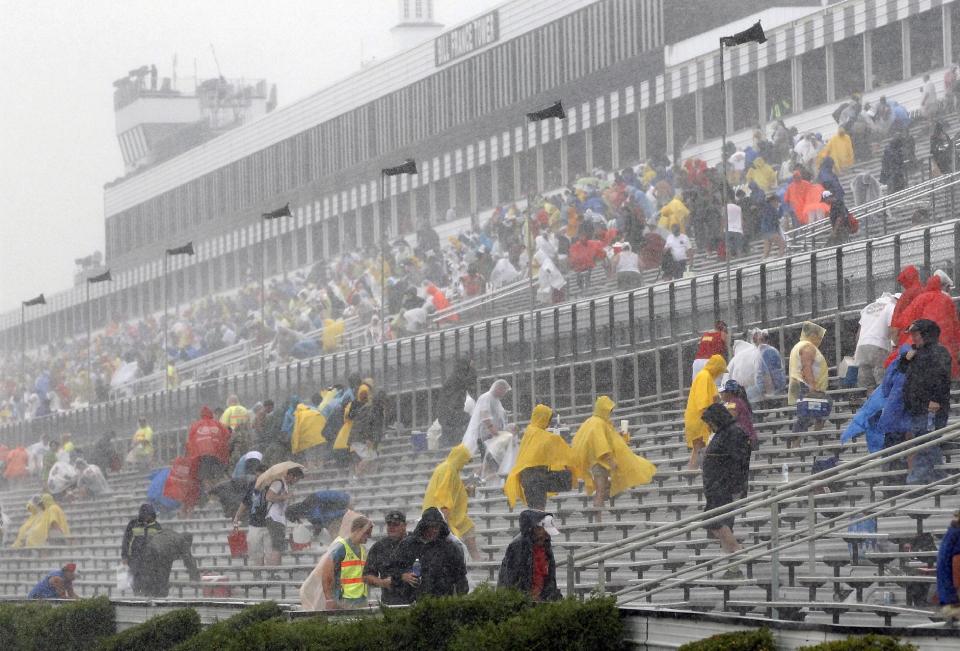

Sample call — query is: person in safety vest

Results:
[121,503,162,595]
[321,515,373,609]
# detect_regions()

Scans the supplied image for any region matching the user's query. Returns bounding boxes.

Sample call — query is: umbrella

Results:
[255,460,305,491]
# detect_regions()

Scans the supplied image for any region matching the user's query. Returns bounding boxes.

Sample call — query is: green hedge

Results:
[798,635,918,651]
[448,596,625,651]
[0,597,116,651]
[98,608,201,651]
[171,602,284,651]
[678,628,775,651]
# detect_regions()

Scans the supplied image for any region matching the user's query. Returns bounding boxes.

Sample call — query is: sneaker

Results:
[721,567,744,580]
[941,604,960,622]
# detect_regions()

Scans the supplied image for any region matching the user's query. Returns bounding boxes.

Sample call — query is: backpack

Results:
[247,488,270,527]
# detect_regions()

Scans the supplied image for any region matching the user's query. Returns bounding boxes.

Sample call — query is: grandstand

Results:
[4,0,960,644]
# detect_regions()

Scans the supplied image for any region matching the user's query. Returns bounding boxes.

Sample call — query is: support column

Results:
[448,176,457,212]
[322,219,331,260]
[638,110,647,161]
[428,180,437,224]
[512,155,521,202]
[535,142,545,191]
[664,100,675,161]
[584,129,594,172]
[468,168,478,215]
[610,120,620,170]
[792,57,803,112]
[491,159,500,205]
[723,81,734,136]
[559,134,569,185]
[824,43,836,103]
[944,5,953,68]
[757,69,768,127]
[902,19,912,80]
[694,90,704,143]
[389,195,398,239]
[863,30,874,92]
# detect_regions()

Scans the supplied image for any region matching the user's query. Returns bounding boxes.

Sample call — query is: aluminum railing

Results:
[564,422,960,611]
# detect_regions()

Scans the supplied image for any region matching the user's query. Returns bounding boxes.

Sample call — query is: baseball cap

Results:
[722,379,741,393]
[385,510,406,524]
[539,514,561,537]
[63,563,77,574]
[821,190,833,199]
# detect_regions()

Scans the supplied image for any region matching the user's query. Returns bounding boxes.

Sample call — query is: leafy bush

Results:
[448,596,626,651]
[98,608,201,651]
[678,628,775,651]
[798,635,917,651]
[171,601,284,651]
[0,597,116,651]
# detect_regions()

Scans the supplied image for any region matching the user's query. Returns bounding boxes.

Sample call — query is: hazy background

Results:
[0,0,499,313]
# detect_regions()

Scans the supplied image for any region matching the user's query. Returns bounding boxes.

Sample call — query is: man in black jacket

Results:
[363,510,411,605]
[386,507,468,601]
[497,510,562,601]
[900,319,952,484]
[137,529,202,597]
[436,358,477,448]
[121,503,162,595]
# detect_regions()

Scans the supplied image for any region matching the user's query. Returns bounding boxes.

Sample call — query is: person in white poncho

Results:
[462,379,515,480]
[534,250,566,304]
[489,256,520,289]
[724,339,761,393]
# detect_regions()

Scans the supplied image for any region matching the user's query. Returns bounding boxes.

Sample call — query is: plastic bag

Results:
[228,527,248,558]
[116,565,132,593]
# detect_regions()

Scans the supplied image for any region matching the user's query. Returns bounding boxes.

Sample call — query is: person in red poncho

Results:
[899,274,960,377]
[3,446,29,481]
[885,265,925,368]
[186,405,232,493]
[425,283,458,324]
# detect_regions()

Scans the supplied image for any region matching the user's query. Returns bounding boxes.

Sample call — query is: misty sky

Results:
[0,0,499,313]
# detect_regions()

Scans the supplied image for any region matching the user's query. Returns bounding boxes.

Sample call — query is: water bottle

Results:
[411,558,421,579]
[782,463,789,484]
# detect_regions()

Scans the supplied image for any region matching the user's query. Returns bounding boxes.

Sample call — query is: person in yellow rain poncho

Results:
[817,128,854,172]
[290,398,331,455]
[333,381,373,465]
[12,498,42,548]
[504,404,575,511]
[571,397,657,520]
[13,494,70,548]
[745,157,777,193]
[322,319,345,353]
[422,444,481,561]
[657,196,690,234]
[684,354,727,470]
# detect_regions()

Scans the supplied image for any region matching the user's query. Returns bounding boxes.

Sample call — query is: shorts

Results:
[591,464,611,487]
[352,441,378,461]
[247,525,270,561]
[197,456,226,482]
[266,519,287,553]
[520,466,573,509]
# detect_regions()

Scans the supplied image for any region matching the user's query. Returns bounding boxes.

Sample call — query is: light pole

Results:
[526,100,566,410]
[719,20,766,329]
[86,269,112,399]
[20,293,45,382]
[380,159,418,341]
[163,241,195,388]
[261,202,293,369]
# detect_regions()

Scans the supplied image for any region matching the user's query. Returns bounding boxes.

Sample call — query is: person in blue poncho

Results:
[938,510,960,621]
[841,344,912,458]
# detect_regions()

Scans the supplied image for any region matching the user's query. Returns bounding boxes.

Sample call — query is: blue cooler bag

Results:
[797,398,832,419]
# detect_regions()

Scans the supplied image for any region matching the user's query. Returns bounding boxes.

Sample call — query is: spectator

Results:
[937,509,960,621]
[759,194,786,259]
[612,242,643,290]
[286,490,353,540]
[127,417,154,470]
[684,355,727,469]
[534,249,567,304]
[497,510,562,601]
[233,462,270,567]
[571,396,657,518]
[822,190,849,244]
[921,73,939,120]
[386,507,469,601]
[901,274,960,377]
[692,321,729,381]
[880,132,911,193]
[725,339,760,392]
[459,263,486,298]
[662,224,693,280]
[46,456,78,498]
[220,394,250,431]
[816,156,845,201]
[4,446,29,483]
[122,503,162,595]
[138,529,202,598]
[185,405,232,496]
[754,329,788,404]
[488,255,520,289]
[89,431,119,476]
[73,459,111,499]
[363,510,411,606]
[568,233,606,291]
[12,493,69,548]
[256,462,305,567]
[436,358,477,448]
[27,564,78,600]
[657,194,690,233]
[854,293,897,392]
[745,157,777,193]
[720,380,758,450]
[817,131,854,173]
[889,265,924,353]
[700,403,751,573]
[788,321,829,433]
[422,444,481,561]
[321,515,374,610]
[461,378,511,457]
[900,319,952,484]
[504,404,574,511]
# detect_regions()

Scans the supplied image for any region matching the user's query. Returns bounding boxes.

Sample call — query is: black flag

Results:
[382,159,418,176]
[527,100,566,121]
[23,294,45,307]
[165,241,195,256]
[87,269,112,284]
[262,203,292,219]
[721,21,766,47]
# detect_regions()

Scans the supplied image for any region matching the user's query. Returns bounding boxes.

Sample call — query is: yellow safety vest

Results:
[336,536,367,600]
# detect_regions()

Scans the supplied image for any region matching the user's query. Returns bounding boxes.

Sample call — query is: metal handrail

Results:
[617,472,960,606]
[570,421,960,568]
[430,276,534,323]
